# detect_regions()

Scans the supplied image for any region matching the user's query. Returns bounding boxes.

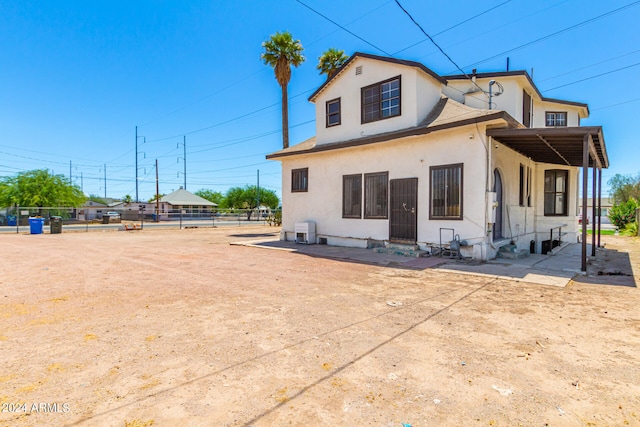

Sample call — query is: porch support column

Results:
[591,164,597,256]
[597,168,602,247]
[581,134,590,272]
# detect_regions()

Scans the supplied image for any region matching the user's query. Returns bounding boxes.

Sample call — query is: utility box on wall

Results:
[295,222,316,244]
[486,192,497,224]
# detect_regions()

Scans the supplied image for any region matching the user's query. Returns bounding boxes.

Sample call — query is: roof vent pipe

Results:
[489,80,496,110]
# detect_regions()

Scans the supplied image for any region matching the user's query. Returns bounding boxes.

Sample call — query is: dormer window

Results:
[326,98,341,127]
[546,111,567,127]
[361,76,401,123]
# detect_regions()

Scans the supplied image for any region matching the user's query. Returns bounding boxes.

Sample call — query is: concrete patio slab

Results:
[231,239,599,287]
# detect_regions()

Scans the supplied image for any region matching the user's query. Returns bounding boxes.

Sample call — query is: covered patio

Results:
[486,126,609,272]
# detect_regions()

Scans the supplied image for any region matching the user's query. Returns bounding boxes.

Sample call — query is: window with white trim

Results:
[361,76,401,123]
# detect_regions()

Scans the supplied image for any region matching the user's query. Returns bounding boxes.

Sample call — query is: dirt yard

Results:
[1,226,639,427]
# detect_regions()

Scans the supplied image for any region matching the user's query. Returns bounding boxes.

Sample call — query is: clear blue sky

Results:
[1,0,638,202]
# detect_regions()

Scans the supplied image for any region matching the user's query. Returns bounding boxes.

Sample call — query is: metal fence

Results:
[0,207,281,233]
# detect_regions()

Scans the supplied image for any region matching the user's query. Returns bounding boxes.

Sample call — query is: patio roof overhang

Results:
[487,125,609,273]
[486,126,608,169]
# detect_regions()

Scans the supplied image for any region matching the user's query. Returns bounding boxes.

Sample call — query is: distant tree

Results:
[0,169,85,210]
[122,194,133,205]
[317,48,348,79]
[608,173,640,204]
[261,31,305,149]
[194,189,225,207]
[225,185,279,220]
[87,194,107,205]
[148,194,166,203]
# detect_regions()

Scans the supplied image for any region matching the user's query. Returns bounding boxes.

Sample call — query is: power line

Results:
[393,0,512,55]
[536,48,640,83]
[542,62,640,92]
[592,97,640,111]
[458,0,640,72]
[295,0,393,56]
[394,0,475,80]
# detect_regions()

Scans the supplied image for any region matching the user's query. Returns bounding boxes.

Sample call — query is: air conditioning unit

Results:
[294,222,316,244]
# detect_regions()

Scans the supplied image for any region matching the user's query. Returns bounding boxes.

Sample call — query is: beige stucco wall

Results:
[313,57,442,145]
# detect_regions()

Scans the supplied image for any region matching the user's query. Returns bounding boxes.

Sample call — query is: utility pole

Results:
[135,126,146,202]
[69,161,72,183]
[155,159,159,222]
[80,172,83,193]
[177,136,187,190]
[257,169,260,214]
[135,126,138,202]
[103,164,107,198]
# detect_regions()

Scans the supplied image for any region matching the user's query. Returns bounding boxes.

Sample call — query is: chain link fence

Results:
[0,206,281,233]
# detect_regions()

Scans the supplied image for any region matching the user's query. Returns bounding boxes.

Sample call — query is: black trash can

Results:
[50,216,62,234]
[102,215,110,224]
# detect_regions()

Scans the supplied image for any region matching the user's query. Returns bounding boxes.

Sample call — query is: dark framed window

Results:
[342,174,362,218]
[326,98,341,127]
[430,163,463,220]
[291,168,308,192]
[361,76,401,123]
[544,170,568,216]
[364,172,388,219]
[519,164,532,207]
[546,111,567,127]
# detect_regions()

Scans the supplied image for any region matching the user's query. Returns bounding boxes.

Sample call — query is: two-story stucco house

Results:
[267,52,609,265]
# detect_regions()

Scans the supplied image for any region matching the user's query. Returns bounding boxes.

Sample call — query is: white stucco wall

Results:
[531,100,583,128]
[533,162,580,250]
[447,77,525,121]
[279,124,497,252]
[312,57,442,145]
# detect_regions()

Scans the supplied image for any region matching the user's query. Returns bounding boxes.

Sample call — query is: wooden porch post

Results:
[581,134,590,272]
[597,168,602,248]
[592,165,597,256]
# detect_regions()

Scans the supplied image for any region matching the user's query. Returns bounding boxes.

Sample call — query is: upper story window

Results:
[291,168,308,192]
[326,98,341,127]
[546,111,567,127]
[361,76,401,124]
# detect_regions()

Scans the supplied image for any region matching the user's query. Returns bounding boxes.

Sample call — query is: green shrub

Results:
[608,198,638,229]
[620,221,638,237]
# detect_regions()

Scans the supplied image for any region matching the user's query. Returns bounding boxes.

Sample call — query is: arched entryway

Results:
[493,169,503,240]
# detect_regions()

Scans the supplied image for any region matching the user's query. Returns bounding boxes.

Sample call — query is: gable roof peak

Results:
[308,52,447,102]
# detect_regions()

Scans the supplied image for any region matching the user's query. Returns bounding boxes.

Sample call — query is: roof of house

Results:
[158,188,217,206]
[308,52,447,102]
[267,96,520,159]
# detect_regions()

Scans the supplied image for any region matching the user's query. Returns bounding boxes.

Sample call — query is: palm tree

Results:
[261,31,305,149]
[317,48,348,79]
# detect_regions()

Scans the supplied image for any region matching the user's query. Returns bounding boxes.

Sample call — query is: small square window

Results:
[291,168,308,192]
[326,98,341,127]
[546,112,567,127]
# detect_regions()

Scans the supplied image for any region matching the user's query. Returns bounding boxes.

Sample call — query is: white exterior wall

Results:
[490,139,538,252]
[533,162,580,251]
[279,124,494,253]
[313,58,442,145]
[532,100,583,128]
[447,77,525,123]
